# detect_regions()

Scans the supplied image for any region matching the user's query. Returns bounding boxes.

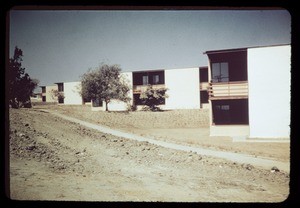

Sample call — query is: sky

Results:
[9,9,291,88]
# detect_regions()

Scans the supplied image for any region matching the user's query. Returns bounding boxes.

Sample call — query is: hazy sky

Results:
[9,9,291,87]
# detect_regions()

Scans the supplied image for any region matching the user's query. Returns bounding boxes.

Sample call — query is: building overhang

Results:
[204,48,247,55]
[203,43,290,55]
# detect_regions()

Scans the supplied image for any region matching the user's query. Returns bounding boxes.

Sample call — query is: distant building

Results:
[40,81,83,105]
[91,67,209,111]
[204,44,290,139]
[40,85,58,103]
[54,82,83,105]
[40,44,290,140]
[131,67,209,110]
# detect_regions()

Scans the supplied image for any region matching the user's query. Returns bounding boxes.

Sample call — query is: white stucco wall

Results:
[107,99,128,111]
[210,125,250,137]
[63,82,83,105]
[121,72,133,106]
[164,68,200,110]
[45,85,58,102]
[248,45,291,138]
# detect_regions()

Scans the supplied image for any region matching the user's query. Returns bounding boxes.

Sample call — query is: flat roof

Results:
[39,85,57,87]
[54,81,80,84]
[126,66,207,73]
[203,43,290,55]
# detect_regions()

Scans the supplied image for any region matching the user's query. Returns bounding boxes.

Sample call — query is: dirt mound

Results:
[9,108,289,202]
[36,105,209,128]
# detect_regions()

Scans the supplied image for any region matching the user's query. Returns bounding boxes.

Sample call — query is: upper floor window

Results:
[142,75,149,85]
[58,83,64,92]
[200,67,208,83]
[133,70,165,85]
[41,87,46,93]
[212,62,229,83]
[153,75,159,84]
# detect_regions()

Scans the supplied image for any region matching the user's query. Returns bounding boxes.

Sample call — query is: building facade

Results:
[91,67,209,111]
[40,85,58,103]
[41,82,83,105]
[55,82,83,105]
[204,44,290,139]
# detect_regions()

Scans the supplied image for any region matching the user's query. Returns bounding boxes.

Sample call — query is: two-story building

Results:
[204,44,290,139]
[40,85,58,103]
[54,81,83,105]
[91,67,209,111]
[40,81,83,105]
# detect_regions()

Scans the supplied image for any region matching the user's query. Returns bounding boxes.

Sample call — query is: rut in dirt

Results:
[41,109,289,173]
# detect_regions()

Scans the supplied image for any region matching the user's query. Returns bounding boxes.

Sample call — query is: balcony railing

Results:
[208,81,248,100]
[200,82,209,90]
[133,84,165,94]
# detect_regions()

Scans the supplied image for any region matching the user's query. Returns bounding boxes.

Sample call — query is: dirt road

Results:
[9,108,289,202]
[40,105,290,162]
[40,109,289,172]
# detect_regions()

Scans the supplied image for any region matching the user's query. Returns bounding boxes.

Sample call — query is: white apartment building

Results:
[90,67,209,111]
[204,44,290,139]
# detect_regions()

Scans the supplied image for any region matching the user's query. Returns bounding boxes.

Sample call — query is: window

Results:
[212,62,229,83]
[133,94,143,105]
[200,91,209,104]
[58,83,64,92]
[58,96,64,104]
[212,99,248,125]
[153,75,159,84]
[92,98,103,107]
[42,87,46,93]
[142,75,149,85]
[213,104,231,124]
[200,68,208,83]
[133,70,165,85]
[42,96,46,102]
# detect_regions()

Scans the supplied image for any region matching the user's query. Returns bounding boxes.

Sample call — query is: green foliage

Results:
[80,64,131,111]
[8,47,39,108]
[139,85,168,111]
[51,89,65,103]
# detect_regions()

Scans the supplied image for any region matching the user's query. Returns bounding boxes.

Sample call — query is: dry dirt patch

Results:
[8,108,289,202]
[37,105,290,162]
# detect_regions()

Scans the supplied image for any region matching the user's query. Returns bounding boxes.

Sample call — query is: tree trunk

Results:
[105,98,109,112]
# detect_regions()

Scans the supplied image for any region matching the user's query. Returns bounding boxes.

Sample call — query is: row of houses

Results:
[37,44,291,139]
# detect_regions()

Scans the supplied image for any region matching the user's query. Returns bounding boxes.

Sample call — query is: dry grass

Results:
[35,104,209,129]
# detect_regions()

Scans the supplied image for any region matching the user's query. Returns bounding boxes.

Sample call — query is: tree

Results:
[80,64,131,111]
[51,89,65,103]
[8,47,39,108]
[139,85,168,111]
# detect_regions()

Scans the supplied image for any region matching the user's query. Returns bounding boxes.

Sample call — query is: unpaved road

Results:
[42,109,289,172]
[41,105,290,162]
[9,108,289,202]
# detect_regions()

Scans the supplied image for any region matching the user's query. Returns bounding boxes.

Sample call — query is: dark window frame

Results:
[211,62,229,83]
[200,91,209,104]
[133,70,165,86]
[212,99,249,125]
[200,67,208,83]
[58,83,64,92]
[208,50,248,83]
[92,98,103,107]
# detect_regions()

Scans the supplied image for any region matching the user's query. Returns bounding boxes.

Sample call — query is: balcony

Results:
[133,84,165,94]
[208,81,248,100]
[200,82,209,90]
